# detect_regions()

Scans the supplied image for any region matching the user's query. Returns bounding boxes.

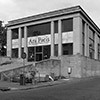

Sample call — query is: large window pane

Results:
[43,45,50,60]
[54,44,58,56]
[12,48,18,58]
[36,54,42,61]
[36,46,42,52]
[12,28,18,39]
[54,21,58,33]
[89,27,95,59]
[62,43,73,55]
[27,22,50,37]
[62,18,73,32]
[28,47,35,62]
[21,27,24,38]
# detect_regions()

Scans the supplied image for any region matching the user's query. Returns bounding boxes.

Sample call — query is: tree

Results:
[0,21,7,56]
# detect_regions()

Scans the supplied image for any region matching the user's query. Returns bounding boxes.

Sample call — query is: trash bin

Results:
[20,74,25,85]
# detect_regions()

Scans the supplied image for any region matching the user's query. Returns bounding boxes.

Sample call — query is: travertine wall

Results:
[1,54,100,81]
[0,64,35,81]
[35,59,61,77]
[60,54,100,78]
[81,56,100,77]
[59,54,82,78]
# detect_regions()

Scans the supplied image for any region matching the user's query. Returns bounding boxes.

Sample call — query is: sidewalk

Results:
[0,79,71,91]
[0,77,94,92]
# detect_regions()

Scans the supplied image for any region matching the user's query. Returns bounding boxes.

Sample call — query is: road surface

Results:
[0,77,100,100]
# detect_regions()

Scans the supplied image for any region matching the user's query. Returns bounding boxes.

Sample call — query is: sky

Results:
[0,0,100,28]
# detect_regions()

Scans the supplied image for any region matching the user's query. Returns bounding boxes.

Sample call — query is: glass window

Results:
[98,36,100,60]
[21,47,24,56]
[82,20,85,56]
[36,46,43,61]
[27,22,50,37]
[98,43,100,60]
[12,48,18,58]
[54,44,58,56]
[89,27,95,59]
[62,43,73,55]
[62,18,73,32]
[36,54,42,61]
[36,46,42,53]
[12,28,18,39]
[54,21,58,33]
[28,47,35,62]
[21,27,24,38]
[43,45,50,60]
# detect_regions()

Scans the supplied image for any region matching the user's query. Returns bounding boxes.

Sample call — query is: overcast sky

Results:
[0,0,100,27]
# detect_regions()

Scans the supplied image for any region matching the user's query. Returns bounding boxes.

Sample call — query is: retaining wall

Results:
[1,54,100,81]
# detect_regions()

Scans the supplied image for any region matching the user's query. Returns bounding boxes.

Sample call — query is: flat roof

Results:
[7,5,100,33]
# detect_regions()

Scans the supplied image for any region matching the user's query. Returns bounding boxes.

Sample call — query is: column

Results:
[7,29,12,57]
[18,27,22,58]
[94,33,98,59]
[51,21,54,57]
[58,19,62,56]
[85,23,89,57]
[73,16,82,55]
[24,26,28,60]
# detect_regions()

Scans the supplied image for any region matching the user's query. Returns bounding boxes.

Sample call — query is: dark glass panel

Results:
[54,44,58,56]
[12,28,18,39]
[43,45,50,60]
[12,48,18,58]
[36,54,42,61]
[27,22,50,37]
[36,46,42,52]
[28,47,35,62]
[62,43,73,55]
[62,18,73,32]
[21,27,24,38]
[54,21,58,33]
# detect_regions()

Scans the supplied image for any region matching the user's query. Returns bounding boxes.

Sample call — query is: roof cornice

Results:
[8,5,81,26]
[7,5,100,33]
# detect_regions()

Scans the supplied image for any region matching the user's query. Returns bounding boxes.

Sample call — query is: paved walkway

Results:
[0,77,95,92]
[0,79,71,91]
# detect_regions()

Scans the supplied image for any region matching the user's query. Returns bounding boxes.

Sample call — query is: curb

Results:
[10,79,71,91]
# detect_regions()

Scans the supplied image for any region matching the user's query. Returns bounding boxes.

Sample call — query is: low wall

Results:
[35,59,61,77]
[0,64,35,81]
[81,56,100,77]
[1,54,100,81]
[0,56,11,65]
[59,54,82,78]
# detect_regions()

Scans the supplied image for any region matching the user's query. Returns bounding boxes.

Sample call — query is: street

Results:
[0,77,100,100]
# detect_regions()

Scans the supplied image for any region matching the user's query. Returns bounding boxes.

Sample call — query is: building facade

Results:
[7,6,100,62]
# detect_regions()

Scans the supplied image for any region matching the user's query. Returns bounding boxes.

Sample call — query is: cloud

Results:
[0,0,100,27]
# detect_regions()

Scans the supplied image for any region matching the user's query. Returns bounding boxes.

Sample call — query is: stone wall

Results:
[60,54,100,78]
[81,56,100,77]
[59,54,82,78]
[0,64,35,81]
[35,59,61,77]
[1,54,100,81]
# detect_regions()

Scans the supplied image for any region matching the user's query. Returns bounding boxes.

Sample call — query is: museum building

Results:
[7,6,100,62]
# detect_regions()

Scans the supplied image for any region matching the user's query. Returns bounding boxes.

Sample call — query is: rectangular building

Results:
[7,6,100,62]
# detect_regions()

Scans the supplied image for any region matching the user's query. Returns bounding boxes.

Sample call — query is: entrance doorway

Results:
[36,53,42,61]
[28,45,51,62]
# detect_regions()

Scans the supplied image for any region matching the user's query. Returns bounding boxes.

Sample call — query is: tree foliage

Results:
[0,21,7,56]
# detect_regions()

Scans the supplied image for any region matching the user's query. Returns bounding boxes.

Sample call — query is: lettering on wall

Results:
[28,35,51,46]
[12,32,73,48]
